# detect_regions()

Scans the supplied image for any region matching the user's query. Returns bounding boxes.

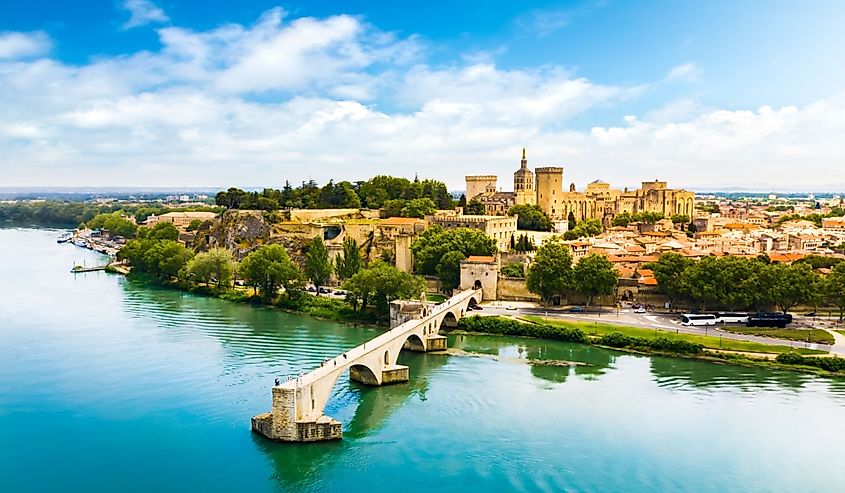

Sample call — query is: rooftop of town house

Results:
[636,269,654,277]
[625,245,647,253]
[638,277,658,286]
[607,255,659,263]
[152,211,218,219]
[465,255,496,264]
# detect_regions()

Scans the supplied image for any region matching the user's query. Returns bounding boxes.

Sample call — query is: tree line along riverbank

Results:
[456,316,845,378]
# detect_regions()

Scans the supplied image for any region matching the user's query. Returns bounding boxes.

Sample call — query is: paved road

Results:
[474,303,839,354]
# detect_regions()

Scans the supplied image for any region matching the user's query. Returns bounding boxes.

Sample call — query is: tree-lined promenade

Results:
[648,252,845,316]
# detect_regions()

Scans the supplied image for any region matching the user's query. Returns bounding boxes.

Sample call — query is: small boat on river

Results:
[57,232,72,243]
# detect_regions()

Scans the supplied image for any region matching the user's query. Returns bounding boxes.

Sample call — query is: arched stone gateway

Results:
[251,289,483,443]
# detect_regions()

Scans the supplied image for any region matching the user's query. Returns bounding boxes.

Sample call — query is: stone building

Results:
[459,255,498,301]
[465,175,498,202]
[465,149,695,226]
[431,212,518,252]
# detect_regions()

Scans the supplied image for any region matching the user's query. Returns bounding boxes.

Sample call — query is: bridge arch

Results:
[440,311,459,330]
[349,363,380,386]
[402,333,426,352]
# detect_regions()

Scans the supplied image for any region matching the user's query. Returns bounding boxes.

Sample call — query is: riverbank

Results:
[124,273,386,327]
[456,316,845,378]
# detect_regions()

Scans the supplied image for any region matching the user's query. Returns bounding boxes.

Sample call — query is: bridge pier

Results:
[425,335,448,351]
[251,386,343,442]
[349,364,409,385]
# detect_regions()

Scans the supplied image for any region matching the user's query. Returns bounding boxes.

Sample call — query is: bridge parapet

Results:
[252,289,482,442]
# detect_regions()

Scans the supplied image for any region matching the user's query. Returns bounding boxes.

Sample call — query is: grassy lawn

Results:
[522,316,826,356]
[720,327,834,345]
[427,293,447,303]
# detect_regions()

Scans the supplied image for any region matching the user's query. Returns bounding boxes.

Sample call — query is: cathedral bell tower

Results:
[513,148,536,206]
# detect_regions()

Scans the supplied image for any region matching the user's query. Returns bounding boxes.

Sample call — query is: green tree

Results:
[567,211,576,231]
[186,219,203,231]
[612,212,633,227]
[411,225,496,275]
[185,247,236,288]
[508,204,552,231]
[513,233,536,252]
[117,238,193,280]
[763,262,818,313]
[86,212,137,238]
[563,218,602,240]
[305,236,333,293]
[825,262,845,320]
[679,256,724,311]
[464,199,486,215]
[670,214,690,224]
[647,253,694,307]
[343,260,425,314]
[335,237,362,281]
[239,244,302,300]
[526,239,574,303]
[501,262,525,278]
[436,251,467,293]
[573,254,618,306]
[138,222,180,241]
[401,198,437,218]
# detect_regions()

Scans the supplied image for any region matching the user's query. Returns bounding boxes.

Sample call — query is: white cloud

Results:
[0,31,51,59]
[122,0,169,30]
[0,9,842,191]
[665,62,702,82]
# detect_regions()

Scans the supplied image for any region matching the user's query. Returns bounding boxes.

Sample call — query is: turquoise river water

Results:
[1,227,845,492]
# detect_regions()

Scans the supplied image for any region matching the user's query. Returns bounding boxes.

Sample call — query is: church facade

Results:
[465,149,695,227]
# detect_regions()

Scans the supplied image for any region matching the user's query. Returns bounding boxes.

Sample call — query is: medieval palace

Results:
[465,149,695,227]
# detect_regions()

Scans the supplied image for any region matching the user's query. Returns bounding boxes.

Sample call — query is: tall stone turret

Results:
[513,148,535,206]
[535,166,564,218]
[465,175,497,201]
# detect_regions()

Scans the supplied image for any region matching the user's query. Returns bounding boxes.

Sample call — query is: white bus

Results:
[680,314,718,326]
[716,312,749,324]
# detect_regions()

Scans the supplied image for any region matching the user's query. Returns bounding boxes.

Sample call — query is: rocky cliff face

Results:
[195,210,272,259]
[194,210,313,264]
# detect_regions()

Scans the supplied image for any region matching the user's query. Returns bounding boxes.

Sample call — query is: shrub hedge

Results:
[457,315,589,344]
[597,332,704,355]
[776,352,845,372]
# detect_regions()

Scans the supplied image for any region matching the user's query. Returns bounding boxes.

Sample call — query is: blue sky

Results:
[1,0,844,190]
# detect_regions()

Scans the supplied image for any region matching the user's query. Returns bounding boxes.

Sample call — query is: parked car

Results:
[473,306,483,311]
[334,290,346,296]
[318,287,332,294]
[804,312,816,317]
[505,306,518,311]
[569,306,585,313]
[634,306,647,314]
[307,286,317,292]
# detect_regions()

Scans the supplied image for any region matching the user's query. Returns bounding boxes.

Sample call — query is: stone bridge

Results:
[252,289,482,442]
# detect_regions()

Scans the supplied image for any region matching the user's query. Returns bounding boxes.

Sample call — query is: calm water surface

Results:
[1,228,845,492]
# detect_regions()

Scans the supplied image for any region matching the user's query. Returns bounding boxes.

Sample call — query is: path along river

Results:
[1,228,845,492]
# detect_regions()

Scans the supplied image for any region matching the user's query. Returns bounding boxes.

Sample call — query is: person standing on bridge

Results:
[274,377,280,386]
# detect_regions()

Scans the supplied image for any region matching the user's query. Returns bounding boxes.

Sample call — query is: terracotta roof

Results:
[636,269,654,277]
[638,277,658,286]
[608,255,659,263]
[625,245,647,253]
[465,255,496,263]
